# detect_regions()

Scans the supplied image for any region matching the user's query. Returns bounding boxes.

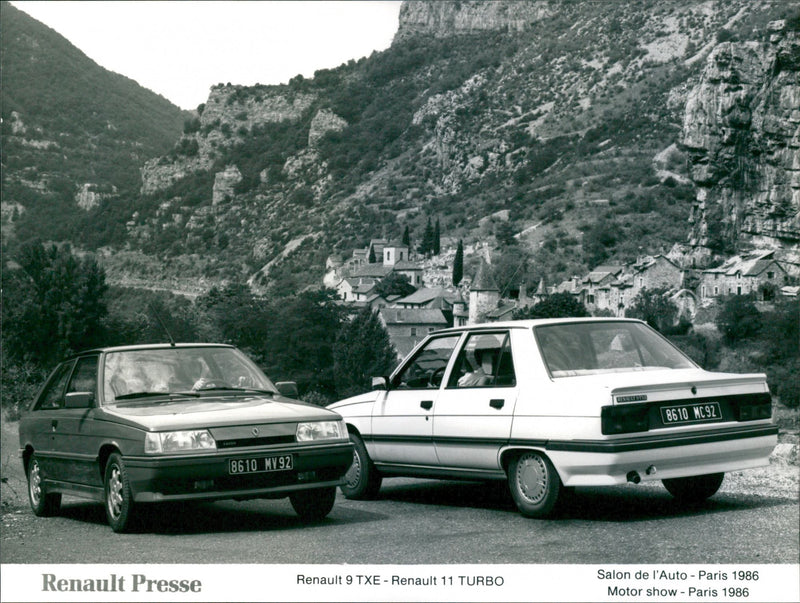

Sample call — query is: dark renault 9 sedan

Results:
[19,343,353,532]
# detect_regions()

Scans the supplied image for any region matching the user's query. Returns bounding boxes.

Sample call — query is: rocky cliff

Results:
[395,0,553,40]
[682,19,800,263]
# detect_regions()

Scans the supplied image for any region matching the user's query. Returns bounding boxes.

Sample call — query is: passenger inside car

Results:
[457,348,495,387]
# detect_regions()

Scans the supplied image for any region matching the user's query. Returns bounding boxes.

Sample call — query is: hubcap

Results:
[107,465,123,519]
[29,461,42,505]
[516,454,547,504]
[345,450,362,488]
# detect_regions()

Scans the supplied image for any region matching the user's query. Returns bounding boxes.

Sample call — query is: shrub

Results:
[767,359,800,409]
[0,361,47,420]
[716,295,762,343]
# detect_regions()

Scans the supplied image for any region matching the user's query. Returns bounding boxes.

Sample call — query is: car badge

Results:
[252,427,259,436]
[691,386,697,395]
[617,394,647,403]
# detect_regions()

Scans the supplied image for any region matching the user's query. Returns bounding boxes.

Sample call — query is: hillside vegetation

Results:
[0,1,188,247]
[2,0,798,295]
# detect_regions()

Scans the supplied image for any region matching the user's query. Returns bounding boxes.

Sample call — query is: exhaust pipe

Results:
[626,471,641,484]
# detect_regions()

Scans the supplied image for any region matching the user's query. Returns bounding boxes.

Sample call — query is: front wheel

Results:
[104,453,137,532]
[340,433,382,500]
[663,473,724,503]
[507,451,562,518]
[27,455,61,517]
[290,486,336,522]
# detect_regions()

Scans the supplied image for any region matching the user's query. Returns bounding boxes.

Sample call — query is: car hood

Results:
[327,390,379,412]
[102,394,340,431]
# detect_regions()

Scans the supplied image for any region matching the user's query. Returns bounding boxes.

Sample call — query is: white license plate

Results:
[228,455,293,475]
[660,402,722,425]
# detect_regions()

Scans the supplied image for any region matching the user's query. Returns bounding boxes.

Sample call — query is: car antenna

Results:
[149,302,176,347]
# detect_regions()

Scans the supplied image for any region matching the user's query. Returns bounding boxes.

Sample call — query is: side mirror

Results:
[371,376,388,391]
[275,381,299,398]
[64,392,94,409]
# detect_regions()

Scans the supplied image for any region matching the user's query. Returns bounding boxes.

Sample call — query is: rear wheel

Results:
[340,433,382,500]
[663,473,724,503]
[290,486,336,522]
[104,453,137,532]
[508,451,562,518]
[27,455,61,517]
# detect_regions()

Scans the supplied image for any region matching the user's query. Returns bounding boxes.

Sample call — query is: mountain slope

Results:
[5,0,799,296]
[0,1,189,247]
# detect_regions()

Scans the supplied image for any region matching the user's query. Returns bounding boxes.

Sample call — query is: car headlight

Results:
[295,420,348,442]
[144,430,217,454]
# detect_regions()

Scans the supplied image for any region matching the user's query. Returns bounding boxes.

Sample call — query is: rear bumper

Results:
[123,441,353,503]
[542,424,779,486]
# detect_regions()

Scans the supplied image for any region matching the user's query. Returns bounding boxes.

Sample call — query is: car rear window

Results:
[535,321,696,377]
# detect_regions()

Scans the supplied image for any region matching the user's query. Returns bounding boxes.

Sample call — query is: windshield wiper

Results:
[114,391,200,401]
[198,386,277,396]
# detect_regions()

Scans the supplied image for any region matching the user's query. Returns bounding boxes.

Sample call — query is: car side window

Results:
[448,331,516,388]
[66,356,99,399]
[34,362,73,410]
[392,335,461,389]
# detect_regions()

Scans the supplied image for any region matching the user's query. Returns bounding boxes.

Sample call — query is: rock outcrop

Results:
[140,85,316,196]
[682,20,800,262]
[395,0,553,41]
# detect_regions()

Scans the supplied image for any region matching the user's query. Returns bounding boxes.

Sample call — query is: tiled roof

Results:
[352,264,393,278]
[393,260,423,271]
[379,307,449,325]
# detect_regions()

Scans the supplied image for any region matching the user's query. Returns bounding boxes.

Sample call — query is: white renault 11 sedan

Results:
[328,318,778,517]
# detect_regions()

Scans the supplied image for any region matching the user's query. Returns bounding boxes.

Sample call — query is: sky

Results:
[11,1,403,110]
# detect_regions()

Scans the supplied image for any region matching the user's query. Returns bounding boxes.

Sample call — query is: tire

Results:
[104,453,137,532]
[663,473,724,503]
[507,451,562,518]
[290,486,336,522]
[27,454,61,517]
[340,433,382,500]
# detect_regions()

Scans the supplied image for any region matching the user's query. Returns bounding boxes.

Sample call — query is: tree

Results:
[265,289,345,395]
[334,307,397,398]
[2,243,108,366]
[402,225,410,247]
[495,220,517,247]
[368,245,376,264]
[375,272,416,298]
[433,218,441,255]
[513,292,588,319]
[716,294,762,343]
[626,287,679,333]
[419,217,434,255]
[452,239,464,286]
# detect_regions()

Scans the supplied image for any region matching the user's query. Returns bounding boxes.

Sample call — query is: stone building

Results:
[468,259,500,324]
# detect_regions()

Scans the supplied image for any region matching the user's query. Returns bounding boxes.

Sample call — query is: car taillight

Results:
[601,404,650,435]
[736,396,772,421]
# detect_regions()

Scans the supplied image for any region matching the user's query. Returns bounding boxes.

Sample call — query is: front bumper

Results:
[123,441,353,503]
[543,424,779,486]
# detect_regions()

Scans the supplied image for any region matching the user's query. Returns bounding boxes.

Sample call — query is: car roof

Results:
[434,316,646,335]
[65,343,235,359]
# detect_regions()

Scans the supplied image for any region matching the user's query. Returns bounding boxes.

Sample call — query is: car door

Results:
[371,334,462,467]
[433,330,520,471]
[25,361,74,480]
[52,355,101,487]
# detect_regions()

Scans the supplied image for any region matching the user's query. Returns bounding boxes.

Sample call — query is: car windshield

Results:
[535,321,696,378]
[102,346,277,403]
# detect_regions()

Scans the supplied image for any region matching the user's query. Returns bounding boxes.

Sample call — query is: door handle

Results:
[51,420,58,431]
[489,399,505,409]
[420,400,433,410]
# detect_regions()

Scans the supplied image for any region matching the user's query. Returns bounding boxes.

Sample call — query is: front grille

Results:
[216,435,296,449]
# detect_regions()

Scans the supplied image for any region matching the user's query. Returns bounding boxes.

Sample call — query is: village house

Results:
[378,307,449,359]
[700,250,789,301]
